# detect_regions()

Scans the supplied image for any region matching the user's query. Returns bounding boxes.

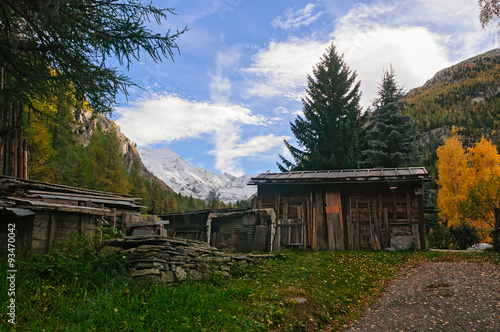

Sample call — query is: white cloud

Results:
[243,38,330,100]
[209,47,242,102]
[209,133,290,176]
[242,0,489,110]
[335,0,486,60]
[333,24,452,109]
[115,94,286,175]
[271,3,323,30]
[329,0,488,109]
[115,94,265,144]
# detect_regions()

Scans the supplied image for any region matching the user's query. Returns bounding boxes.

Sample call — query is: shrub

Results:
[449,222,481,250]
[426,226,452,249]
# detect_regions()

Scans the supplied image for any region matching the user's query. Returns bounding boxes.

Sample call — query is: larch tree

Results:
[0,0,185,178]
[478,0,500,40]
[84,123,131,195]
[437,136,500,230]
[460,137,500,229]
[0,0,186,115]
[277,44,362,171]
[362,68,419,168]
[436,135,471,226]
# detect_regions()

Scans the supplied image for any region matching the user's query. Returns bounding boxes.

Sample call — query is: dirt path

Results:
[347,261,500,331]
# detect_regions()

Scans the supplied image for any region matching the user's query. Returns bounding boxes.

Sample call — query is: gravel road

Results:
[347,261,500,331]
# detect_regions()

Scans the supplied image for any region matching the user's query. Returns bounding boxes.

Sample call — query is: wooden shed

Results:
[0,176,143,253]
[159,208,276,253]
[249,167,430,251]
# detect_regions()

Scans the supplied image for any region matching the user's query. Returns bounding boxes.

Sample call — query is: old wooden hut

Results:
[0,176,143,253]
[249,167,430,251]
[159,208,276,253]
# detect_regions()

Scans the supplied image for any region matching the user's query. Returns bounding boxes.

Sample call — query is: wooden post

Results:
[23,139,28,179]
[0,133,4,175]
[406,192,412,224]
[121,212,127,231]
[206,214,213,245]
[48,213,57,250]
[383,208,390,248]
[274,193,281,251]
[283,200,288,247]
[371,202,383,250]
[355,200,360,250]
[315,191,326,250]
[412,224,421,250]
[333,213,343,250]
[312,206,317,251]
[493,208,500,252]
[111,207,117,228]
[10,128,16,177]
[392,191,398,224]
[418,191,426,250]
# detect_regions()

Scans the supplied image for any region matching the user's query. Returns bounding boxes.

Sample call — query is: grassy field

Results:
[2,240,499,331]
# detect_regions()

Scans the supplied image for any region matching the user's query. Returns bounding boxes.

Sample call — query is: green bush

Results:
[426,225,452,249]
[449,222,481,250]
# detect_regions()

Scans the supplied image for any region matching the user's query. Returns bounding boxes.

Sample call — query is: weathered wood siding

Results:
[257,181,425,251]
[30,213,98,253]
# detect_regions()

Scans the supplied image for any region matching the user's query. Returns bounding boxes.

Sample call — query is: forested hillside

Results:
[403,49,500,178]
[24,96,240,214]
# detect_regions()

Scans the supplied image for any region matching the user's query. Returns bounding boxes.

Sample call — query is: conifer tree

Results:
[362,68,420,168]
[0,0,185,115]
[84,124,130,194]
[278,44,362,171]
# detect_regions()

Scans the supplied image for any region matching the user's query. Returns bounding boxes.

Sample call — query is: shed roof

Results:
[249,167,429,185]
[0,175,144,216]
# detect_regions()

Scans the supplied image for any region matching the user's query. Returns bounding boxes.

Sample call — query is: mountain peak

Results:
[137,147,257,203]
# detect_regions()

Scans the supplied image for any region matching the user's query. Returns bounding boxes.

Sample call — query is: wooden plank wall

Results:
[347,189,422,250]
[31,213,98,253]
[257,183,425,251]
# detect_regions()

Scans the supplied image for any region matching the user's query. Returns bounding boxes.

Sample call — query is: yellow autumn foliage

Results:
[436,135,471,226]
[437,136,500,230]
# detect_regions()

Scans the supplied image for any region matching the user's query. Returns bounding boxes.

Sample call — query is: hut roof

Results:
[0,175,144,217]
[249,167,430,185]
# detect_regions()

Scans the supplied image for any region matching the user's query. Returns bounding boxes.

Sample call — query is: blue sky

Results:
[113,0,496,176]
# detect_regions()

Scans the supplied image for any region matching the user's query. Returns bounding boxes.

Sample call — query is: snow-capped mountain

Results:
[138,147,257,204]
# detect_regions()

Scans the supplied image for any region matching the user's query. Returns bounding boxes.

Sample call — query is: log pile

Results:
[102,236,259,284]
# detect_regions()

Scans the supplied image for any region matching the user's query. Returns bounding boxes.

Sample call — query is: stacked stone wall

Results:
[101,236,256,284]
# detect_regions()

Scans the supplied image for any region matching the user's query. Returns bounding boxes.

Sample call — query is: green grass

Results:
[2,242,499,331]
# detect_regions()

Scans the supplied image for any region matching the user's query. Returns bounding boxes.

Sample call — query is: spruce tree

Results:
[277,44,362,171]
[362,68,419,168]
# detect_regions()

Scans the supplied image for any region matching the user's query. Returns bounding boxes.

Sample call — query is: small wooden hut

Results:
[249,167,430,251]
[159,208,276,253]
[0,176,143,253]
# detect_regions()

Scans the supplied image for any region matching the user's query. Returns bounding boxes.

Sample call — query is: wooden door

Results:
[325,190,344,250]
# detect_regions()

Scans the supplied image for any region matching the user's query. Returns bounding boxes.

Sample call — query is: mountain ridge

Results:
[137,147,257,204]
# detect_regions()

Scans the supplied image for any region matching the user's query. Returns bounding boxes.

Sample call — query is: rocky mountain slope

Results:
[73,109,172,192]
[138,147,257,204]
[73,109,256,203]
[403,48,500,177]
